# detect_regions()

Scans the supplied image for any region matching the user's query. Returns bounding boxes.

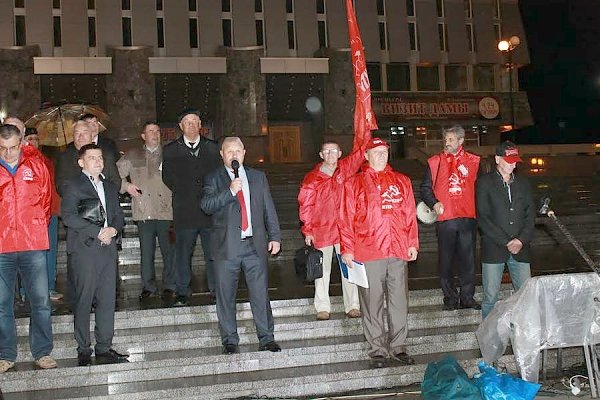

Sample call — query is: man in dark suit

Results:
[61,143,128,366]
[162,109,221,305]
[476,141,535,319]
[80,113,121,164]
[201,137,282,355]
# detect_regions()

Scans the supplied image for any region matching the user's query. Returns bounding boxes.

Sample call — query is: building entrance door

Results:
[269,125,301,163]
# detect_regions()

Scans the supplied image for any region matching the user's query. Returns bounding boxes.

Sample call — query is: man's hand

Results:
[98,227,117,245]
[305,235,314,246]
[230,178,242,195]
[507,238,523,255]
[433,202,444,215]
[407,247,418,261]
[341,253,354,267]
[127,183,142,198]
[268,241,281,255]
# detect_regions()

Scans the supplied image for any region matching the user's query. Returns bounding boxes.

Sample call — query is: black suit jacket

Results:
[97,135,121,165]
[56,142,120,197]
[201,166,281,263]
[61,172,125,254]
[162,135,221,229]
[476,170,535,263]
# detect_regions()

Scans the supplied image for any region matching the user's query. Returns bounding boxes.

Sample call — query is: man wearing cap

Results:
[420,125,481,311]
[298,132,370,321]
[339,138,419,369]
[162,109,221,306]
[476,141,534,319]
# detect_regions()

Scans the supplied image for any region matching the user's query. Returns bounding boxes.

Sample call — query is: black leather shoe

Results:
[443,302,458,311]
[460,301,482,310]
[173,295,189,307]
[77,353,92,366]
[258,341,281,352]
[162,289,175,298]
[393,352,415,366]
[95,349,129,364]
[223,344,239,354]
[139,290,156,300]
[370,355,386,369]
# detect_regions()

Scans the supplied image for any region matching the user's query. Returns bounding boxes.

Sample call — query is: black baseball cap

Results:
[177,108,201,123]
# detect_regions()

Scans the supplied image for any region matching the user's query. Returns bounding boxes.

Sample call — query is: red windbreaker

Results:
[298,134,370,249]
[339,164,419,262]
[0,145,51,253]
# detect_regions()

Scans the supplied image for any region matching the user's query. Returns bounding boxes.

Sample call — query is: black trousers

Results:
[436,218,477,306]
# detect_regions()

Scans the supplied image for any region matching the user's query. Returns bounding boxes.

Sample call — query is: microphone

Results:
[231,159,240,178]
[538,196,551,215]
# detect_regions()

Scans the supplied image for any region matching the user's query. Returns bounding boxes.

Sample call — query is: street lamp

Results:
[498,35,520,130]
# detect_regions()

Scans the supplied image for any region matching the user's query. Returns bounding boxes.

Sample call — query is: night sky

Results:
[518,0,600,143]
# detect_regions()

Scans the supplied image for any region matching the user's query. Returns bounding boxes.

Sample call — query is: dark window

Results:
[464,0,472,18]
[445,65,467,91]
[222,19,232,46]
[493,0,501,19]
[189,19,198,48]
[474,64,495,91]
[14,0,24,8]
[157,18,164,48]
[286,0,293,13]
[122,17,132,46]
[406,0,415,17]
[494,23,501,42]
[408,22,418,50]
[53,0,61,9]
[122,0,130,10]
[287,21,295,49]
[255,0,262,13]
[88,17,96,47]
[222,0,230,12]
[378,22,387,50]
[436,0,444,17]
[438,23,448,51]
[466,24,475,51]
[366,63,382,91]
[188,0,196,12]
[318,20,327,48]
[15,15,25,46]
[417,65,440,91]
[316,0,325,14]
[53,16,61,47]
[387,63,411,91]
[376,0,385,16]
[88,0,95,10]
[156,0,162,11]
[255,19,264,46]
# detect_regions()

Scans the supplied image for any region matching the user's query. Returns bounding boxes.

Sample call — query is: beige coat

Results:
[117,146,173,221]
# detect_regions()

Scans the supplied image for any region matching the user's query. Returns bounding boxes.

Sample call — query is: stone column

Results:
[0,45,41,121]
[219,46,267,163]
[106,46,156,143]
[319,48,355,152]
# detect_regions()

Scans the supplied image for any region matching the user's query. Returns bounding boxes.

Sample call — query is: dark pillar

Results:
[0,45,41,120]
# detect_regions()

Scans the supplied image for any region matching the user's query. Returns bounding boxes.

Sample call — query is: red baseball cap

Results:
[366,137,390,150]
[496,141,522,163]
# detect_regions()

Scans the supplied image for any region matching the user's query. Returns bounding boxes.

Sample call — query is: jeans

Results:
[0,251,53,361]
[482,255,531,319]
[175,227,213,297]
[47,215,59,292]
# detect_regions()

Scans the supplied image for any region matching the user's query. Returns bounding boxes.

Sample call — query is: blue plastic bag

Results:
[421,356,482,399]
[472,361,541,400]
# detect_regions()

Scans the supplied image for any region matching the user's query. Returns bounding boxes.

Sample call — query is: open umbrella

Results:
[25,104,109,147]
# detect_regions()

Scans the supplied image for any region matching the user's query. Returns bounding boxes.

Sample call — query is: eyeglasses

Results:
[0,142,21,154]
[321,149,341,155]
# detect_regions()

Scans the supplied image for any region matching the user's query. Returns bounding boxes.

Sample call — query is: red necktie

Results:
[237,190,249,231]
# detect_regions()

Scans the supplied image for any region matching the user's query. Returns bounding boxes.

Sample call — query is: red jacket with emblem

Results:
[426,150,479,221]
[298,133,370,249]
[339,164,419,262]
[0,145,51,253]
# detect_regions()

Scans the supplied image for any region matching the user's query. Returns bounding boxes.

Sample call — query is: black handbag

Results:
[77,198,106,227]
[294,245,324,282]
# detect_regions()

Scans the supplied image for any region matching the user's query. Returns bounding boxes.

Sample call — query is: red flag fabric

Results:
[346,0,378,146]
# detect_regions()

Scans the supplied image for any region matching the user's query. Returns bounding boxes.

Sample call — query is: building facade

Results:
[0,0,532,162]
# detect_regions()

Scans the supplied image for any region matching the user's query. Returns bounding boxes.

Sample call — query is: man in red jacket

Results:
[0,124,56,373]
[298,133,370,320]
[420,125,480,310]
[339,138,419,369]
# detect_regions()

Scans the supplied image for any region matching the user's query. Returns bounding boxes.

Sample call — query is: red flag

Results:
[346,0,378,146]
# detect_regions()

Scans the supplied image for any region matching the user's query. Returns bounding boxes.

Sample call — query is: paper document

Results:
[336,254,369,288]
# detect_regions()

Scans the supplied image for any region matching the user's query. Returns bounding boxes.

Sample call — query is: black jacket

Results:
[476,170,535,263]
[162,135,221,228]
